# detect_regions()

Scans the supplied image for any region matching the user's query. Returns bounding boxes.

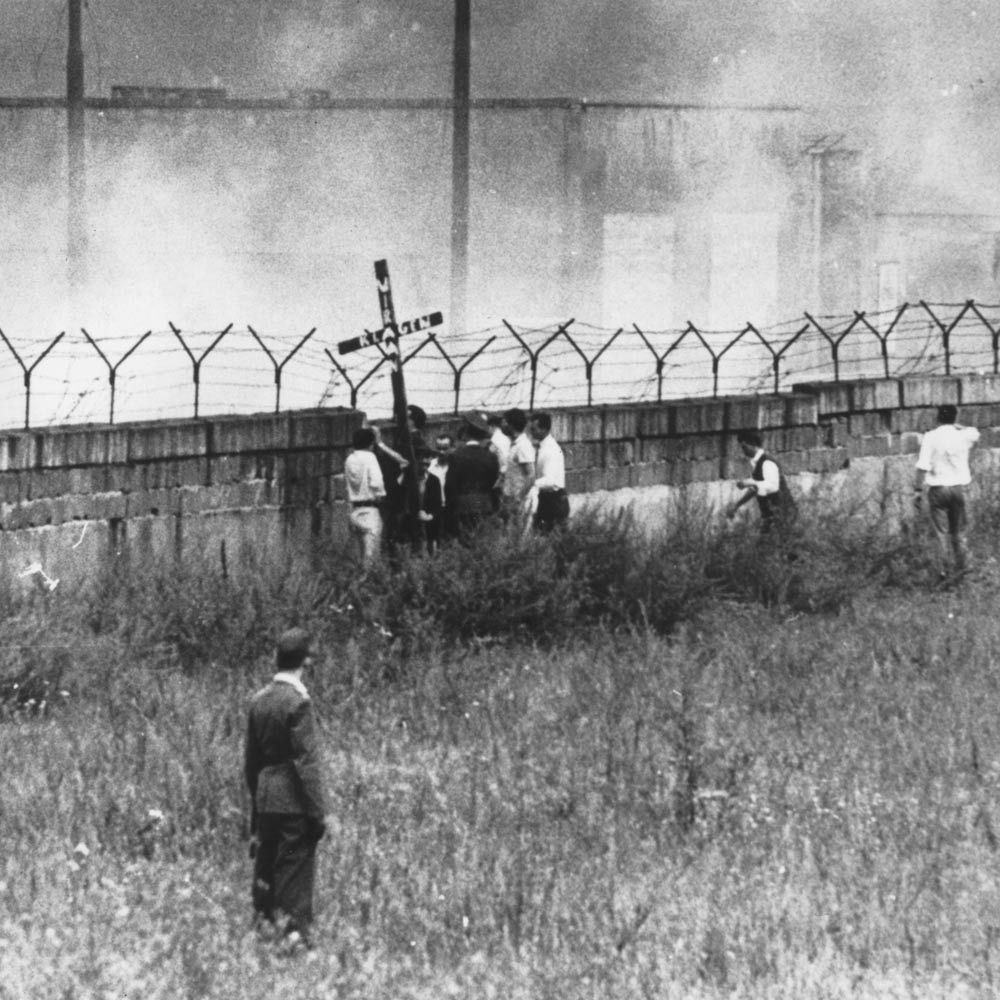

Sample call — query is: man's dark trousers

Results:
[253,813,319,935]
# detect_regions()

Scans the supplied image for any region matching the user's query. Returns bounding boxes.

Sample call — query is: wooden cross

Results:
[337,259,443,544]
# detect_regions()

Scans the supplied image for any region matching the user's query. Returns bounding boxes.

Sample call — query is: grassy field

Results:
[2,507,1000,998]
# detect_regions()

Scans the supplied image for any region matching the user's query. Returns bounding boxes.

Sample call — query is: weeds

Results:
[4,490,1000,995]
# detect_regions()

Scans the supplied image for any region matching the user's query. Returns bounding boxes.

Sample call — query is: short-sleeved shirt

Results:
[344,449,386,502]
[916,424,980,486]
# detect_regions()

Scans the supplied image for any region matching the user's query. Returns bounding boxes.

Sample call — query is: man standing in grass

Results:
[914,404,980,580]
[245,628,328,952]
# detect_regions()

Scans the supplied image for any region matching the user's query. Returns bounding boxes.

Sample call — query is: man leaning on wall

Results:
[914,404,980,582]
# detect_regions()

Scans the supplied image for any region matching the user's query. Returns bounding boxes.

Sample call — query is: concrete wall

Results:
[4,374,1000,588]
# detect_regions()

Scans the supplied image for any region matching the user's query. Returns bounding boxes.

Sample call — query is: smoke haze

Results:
[0,1,998,427]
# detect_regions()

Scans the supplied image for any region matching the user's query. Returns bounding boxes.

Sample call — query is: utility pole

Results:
[67,0,86,296]
[451,0,470,337]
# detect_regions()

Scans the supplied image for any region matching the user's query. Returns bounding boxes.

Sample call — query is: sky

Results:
[1,0,997,110]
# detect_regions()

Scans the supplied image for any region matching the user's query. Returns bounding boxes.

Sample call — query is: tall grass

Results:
[2,490,1000,997]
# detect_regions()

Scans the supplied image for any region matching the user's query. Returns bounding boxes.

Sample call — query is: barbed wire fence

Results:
[0,299,997,431]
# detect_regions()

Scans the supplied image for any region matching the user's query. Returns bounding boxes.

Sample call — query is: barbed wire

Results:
[0,299,997,430]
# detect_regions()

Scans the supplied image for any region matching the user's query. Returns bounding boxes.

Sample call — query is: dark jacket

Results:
[752,452,797,526]
[245,675,326,824]
[422,470,445,545]
[446,443,500,519]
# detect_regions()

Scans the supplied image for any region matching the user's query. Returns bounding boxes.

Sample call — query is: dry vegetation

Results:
[2,497,1000,998]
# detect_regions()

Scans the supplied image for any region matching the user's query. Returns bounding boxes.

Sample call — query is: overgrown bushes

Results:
[8,480,980,689]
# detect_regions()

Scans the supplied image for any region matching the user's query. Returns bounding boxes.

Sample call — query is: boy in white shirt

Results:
[915,404,980,578]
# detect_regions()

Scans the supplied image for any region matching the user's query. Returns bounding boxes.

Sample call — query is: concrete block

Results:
[127,515,181,564]
[980,427,1000,449]
[88,492,128,521]
[899,432,921,455]
[847,434,895,460]
[603,465,632,491]
[330,473,346,502]
[785,393,820,427]
[889,407,937,434]
[605,440,634,467]
[795,382,840,419]
[571,468,606,494]
[39,427,111,468]
[805,447,849,474]
[725,395,787,431]
[179,481,274,514]
[777,451,810,475]
[665,458,721,486]
[958,374,1000,405]
[562,441,603,469]
[105,463,145,494]
[27,468,74,500]
[777,426,822,452]
[6,497,65,529]
[848,411,890,436]
[276,452,333,506]
[66,466,113,496]
[289,409,361,450]
[129,421,209,461]
[143,458,209,489]
[126,488,181,518]
[0,433,38,472]
[667,434,724,462]
[851,379,901,412]
[956,402,1000,429]
[898,376,960,409]
[603,406,638,440]
[822,417,849,448]
[638,437,670,463]
[106,427,131,465]
[0,472,22,504]
[630,461,668,488]
[571,408,605,443]
[636,404,672,438]
[209,413,292,455]
[672,399,727,435]
[547,410,574,442]
[793,380,852,415]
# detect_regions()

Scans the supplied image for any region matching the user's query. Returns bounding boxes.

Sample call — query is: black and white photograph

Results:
[2,1,1000,996]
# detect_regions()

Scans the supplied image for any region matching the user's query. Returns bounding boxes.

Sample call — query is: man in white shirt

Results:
[344,427,386,570]
[528,411,569,532]
[502,407,536,505]
[726,429,797,534]
[487,414,511,495]
[915,404,980,578]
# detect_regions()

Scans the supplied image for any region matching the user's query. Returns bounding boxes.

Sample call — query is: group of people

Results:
[343,404,570,567]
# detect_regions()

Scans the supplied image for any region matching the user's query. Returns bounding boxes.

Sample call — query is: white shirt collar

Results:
[747,447,765,465]
[273,671,309,699]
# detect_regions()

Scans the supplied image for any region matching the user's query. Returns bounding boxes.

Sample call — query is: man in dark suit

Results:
[245,628,327,951]
[444,412,500,542]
